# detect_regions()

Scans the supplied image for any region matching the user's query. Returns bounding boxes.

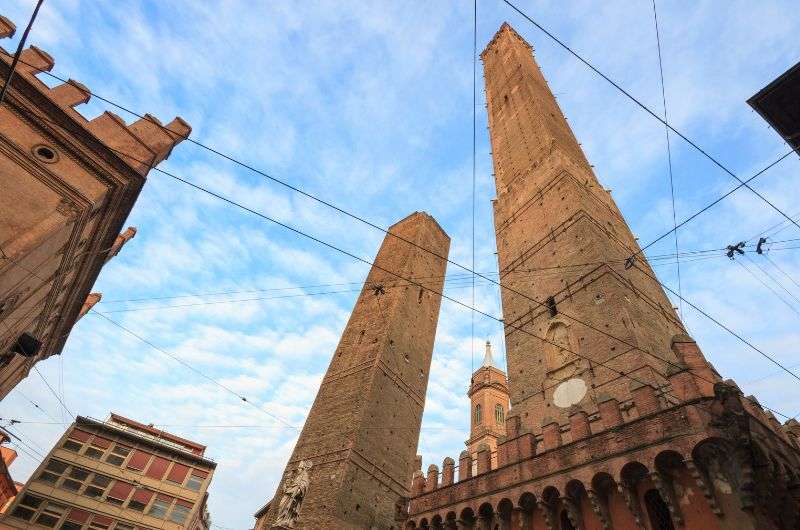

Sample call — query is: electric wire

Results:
[0,0,45,106]
[90,310,299,431]
[746,210,800,243]
[500,0,800,241]
[99,147,800,413]
[135,162,794,419]
[1,424,46,460]
[650,0,683,319]
[632,261,800,384]
[4,36,798,426]
[763,253,800,292]
[734,258,800,316]
[744,253,800,307]
[6,52,799,397]
[74,139,800,420]
[33,365,73,419]
[11,388,62,424]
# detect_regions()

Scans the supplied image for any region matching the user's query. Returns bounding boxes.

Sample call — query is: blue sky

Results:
[2,1,799,528]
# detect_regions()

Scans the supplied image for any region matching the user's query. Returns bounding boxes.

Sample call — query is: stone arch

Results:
[430,514,443,530]
[459,507,476,525]
[493,498,513,527]
[565,479,586,498]
[620,461,650,486]
[692,437,738,512]
[404,521,417,530]
[654,449,685,472]
[477,501,494,520]
[591,471,616,494]
[542,485,561,504]
[651,450,685,526]
[559,508,577,530]
[518,491,537,511]
[418,517,430,530]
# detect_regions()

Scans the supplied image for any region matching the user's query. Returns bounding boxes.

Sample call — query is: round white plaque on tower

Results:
[553,378,587,408]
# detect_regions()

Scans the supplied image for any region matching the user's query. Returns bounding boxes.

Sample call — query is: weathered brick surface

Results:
[263,212,449,529]
[401,23,800,530]
[484,23,687,432]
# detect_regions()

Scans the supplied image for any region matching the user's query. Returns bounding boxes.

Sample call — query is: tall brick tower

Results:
[484,23,689,431]
[262,212,450,530]
[466,342,508,468]
[402,24,800,530]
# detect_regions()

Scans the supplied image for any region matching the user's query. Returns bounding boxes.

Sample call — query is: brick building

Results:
[0,413,213,530]
[0,12,190,399]
[0,431,20,513]
[258,212,450,529]
[400,24,800,530]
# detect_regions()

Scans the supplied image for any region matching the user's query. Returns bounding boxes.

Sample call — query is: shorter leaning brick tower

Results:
[261,212,450,530]
[402,23,800,530]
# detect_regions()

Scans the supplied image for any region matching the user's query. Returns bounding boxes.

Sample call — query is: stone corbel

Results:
[685,459,722,516]
[563,496,584,530]
[539,500,556,530]
[511,506,528,530]
[734,446,756,511]
[650,471,684,526]
[617,481,647,530]
[586,490,612,530]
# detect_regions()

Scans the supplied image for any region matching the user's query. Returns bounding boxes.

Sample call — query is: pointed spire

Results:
[482,341,494,368]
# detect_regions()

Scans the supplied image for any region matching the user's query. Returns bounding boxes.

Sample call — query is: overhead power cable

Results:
[0,0,45,106]
[500,0,800,240]
[12,388,63,424]
[90,310,299,431]
[743,253,800,308]
[2,424,47,460]
[650,0,682,319]
[734,259,800,316]
[763,253,800,292]
[631,261,800,384]
[9,48,797,309]
[7,52,798,422]
[33,365,73,419]
[138,162,799,418]
[4,103,798,420]
[50,132,790,421]
[7,53,798,392]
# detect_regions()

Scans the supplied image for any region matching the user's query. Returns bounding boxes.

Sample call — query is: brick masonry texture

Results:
[262,212,450,530]
[0,12,190,399]
[400,24,800,530]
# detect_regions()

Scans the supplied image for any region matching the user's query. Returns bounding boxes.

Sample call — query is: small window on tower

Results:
[546,296,557,317]
[475,404,482,425]
[495,404,504,425]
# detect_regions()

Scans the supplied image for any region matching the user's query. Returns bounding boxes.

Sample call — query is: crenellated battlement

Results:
[0,11,193,401]
[406,381,800,526]
[0,18,191,176]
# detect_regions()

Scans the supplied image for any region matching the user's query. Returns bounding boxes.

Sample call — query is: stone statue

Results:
[273,460,313,529]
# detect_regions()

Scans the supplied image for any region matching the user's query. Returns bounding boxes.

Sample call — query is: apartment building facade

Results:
[1,414,213,530]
